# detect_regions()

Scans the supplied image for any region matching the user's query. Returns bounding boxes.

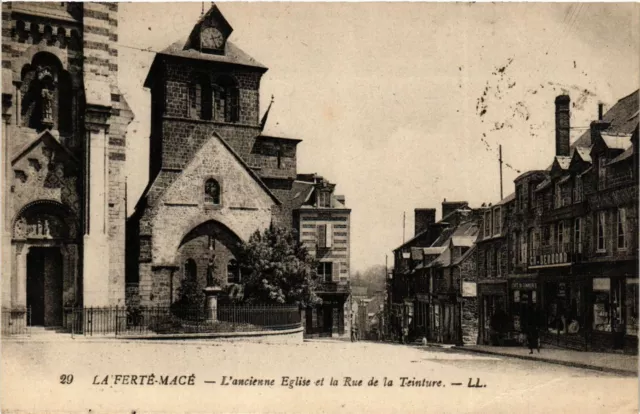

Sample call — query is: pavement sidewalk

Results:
[451,344,638,376]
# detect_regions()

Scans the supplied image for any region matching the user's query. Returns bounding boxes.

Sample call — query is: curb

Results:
[452,346,637,377]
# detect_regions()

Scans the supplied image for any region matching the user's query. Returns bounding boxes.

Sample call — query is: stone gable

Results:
[148,132,277,264]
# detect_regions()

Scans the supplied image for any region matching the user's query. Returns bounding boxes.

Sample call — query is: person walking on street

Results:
[525,305,540,354]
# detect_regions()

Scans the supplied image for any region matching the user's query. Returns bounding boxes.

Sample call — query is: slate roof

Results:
[452,244,477,266]
[574,146,592,163]
[167,38,266,69]
[423,246,447,255]
[451,235,477,247]
[535,178,552,192]
[601,133,633,151]
[494,192,516,206]
[144,39,267,87]
[573,90,639,148]
[554,156,572,170]
[607,147,634,166]
[411,247,424,261]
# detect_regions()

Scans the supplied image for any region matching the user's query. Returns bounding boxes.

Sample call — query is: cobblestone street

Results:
[2,338,637,413]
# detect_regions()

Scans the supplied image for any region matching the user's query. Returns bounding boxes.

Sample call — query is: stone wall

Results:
[134,134,276,306]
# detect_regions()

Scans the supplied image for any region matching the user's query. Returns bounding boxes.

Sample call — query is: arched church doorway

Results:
[175,220,244,306]
[27,247,63,326]
[12,200,80,327]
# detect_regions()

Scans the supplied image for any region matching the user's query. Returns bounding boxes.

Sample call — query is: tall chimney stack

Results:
[598,103,604,121]
[555,95,571,157]
[414,208,436,236]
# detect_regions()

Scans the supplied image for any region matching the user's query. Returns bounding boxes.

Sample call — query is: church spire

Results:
[260,95,275,131]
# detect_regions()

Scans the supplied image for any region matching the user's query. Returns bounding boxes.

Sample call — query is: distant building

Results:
[390,201,481,345]
[295,174,352,338]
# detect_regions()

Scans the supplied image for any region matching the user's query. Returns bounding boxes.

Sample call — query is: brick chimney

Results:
[555,95,571,157]
[414,208,436,236]
[442,200,469,220]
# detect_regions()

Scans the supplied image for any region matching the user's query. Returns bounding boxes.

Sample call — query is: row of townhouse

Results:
[390,90,639,354]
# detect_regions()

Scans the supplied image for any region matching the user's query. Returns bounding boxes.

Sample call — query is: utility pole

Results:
[499,144,504,200]
[402,211,406,244]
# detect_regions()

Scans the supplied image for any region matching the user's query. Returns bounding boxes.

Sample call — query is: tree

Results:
[233,225,321,306]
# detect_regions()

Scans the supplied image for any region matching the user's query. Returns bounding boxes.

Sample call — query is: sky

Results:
[117,2,639,274]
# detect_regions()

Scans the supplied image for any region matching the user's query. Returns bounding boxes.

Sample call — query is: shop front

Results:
[509,278,538,341]
[429,294,459,344]
[413,294,430,341]
[477,281,508,345]
[539,272,589,351]
[589,268,638,354]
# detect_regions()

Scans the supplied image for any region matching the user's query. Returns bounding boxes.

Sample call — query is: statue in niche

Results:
[41,87,54,124]
[43,219,50,237]
[206,257,216,287]
[36,66,56,126]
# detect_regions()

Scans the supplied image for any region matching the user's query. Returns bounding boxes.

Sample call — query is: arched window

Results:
[184,259,197,280]
[213,76,239,123]
[204,179,221,205]
[227,259,240,284]
[188,75,212,120]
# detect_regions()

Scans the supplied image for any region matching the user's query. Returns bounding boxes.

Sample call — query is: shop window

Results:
[204,179,221,205]
[593,278,623,333]
[617,208,627,250]
[317,262,333,282]
[625,279,639,336]
[596,211,606,252]
[545,281,584,335]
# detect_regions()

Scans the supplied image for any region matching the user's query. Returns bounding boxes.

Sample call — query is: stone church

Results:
[2,3,352,337]
[2,2,133,326]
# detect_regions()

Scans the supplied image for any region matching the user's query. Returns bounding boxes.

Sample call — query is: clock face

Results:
[202,27,224,49]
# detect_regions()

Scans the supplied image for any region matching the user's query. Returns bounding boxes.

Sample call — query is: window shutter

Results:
[326,223,332,248]
[317,224,326,248]
[332,261,340,282]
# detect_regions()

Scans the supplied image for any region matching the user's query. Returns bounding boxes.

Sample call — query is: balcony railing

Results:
[528,242,584,268]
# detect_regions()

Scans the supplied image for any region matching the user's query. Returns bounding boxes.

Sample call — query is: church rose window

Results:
[204,179,221,205]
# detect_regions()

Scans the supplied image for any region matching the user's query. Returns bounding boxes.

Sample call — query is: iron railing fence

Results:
[1,308,31,336]
[62,304,302,337]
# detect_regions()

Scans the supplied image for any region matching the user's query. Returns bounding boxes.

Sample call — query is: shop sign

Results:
[511,281,537,290]
[462,282,477,298]
[593,278,610,291]
[557,282,566,297]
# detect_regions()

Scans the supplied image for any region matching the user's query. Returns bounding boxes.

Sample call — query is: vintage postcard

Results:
[1,1,638,413]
